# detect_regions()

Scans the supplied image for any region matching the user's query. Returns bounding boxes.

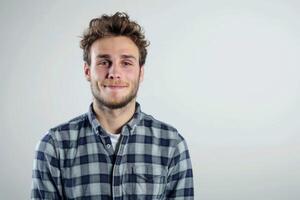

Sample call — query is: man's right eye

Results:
[98,60,110,66]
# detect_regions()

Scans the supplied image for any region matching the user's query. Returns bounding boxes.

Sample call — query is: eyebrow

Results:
[121,55,137,61]
[96,54,137,61]
[96,54,110,59]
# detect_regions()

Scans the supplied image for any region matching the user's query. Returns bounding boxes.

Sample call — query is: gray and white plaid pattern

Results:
[31,103,194,199]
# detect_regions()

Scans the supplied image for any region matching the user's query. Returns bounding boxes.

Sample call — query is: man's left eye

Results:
[123,62,132,66]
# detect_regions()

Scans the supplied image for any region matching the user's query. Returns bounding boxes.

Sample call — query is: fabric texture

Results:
[31,103,194,200]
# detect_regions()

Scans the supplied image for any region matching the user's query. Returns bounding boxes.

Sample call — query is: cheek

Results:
[91,70,106,82]
[90,73,103,88]
[127,69,141,80]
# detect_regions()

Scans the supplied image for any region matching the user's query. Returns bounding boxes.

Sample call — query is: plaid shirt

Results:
[31,103,194,200]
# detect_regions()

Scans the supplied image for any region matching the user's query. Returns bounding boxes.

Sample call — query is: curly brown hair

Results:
[80,12,149,66]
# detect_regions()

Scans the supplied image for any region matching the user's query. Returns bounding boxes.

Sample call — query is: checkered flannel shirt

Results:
[31,103,194,199]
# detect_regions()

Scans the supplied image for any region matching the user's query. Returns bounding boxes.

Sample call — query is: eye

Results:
[97,60,111,67]
[122,60,133,67]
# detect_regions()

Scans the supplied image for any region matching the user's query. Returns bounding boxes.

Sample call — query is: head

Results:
[80,12,149,67]
[80,12,149,109]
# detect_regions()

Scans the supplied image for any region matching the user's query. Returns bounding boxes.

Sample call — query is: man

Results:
[31,12,194,199]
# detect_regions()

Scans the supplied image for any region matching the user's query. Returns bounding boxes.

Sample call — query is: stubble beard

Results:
[90,78,140,110]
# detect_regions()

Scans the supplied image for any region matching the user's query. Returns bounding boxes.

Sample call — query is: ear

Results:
[84,63,91,82]
[139,65,144,83]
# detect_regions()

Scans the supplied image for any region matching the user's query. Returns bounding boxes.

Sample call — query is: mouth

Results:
[102,82,129,90]
[99,79,129,93]
[104,85,127,89]
[101,80,129,89]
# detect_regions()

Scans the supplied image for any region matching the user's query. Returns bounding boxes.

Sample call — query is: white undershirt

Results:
[106,132,121,153]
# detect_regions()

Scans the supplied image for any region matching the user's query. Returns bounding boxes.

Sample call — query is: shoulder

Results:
[38,113,89,147]
[138,112,185,143]
[50,113,88,133]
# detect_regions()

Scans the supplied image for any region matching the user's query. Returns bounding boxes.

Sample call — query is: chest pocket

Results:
[122,164,167,198]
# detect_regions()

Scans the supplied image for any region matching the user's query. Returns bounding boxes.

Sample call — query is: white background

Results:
[0,0,299,199]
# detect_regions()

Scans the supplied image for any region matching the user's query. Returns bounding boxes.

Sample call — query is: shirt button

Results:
[106,144,111,149]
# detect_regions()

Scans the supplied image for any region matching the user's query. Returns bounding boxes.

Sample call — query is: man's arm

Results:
[166,134,194,199]
[31,132,63,200]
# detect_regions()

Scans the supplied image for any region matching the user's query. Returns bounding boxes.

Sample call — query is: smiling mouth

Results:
[100,79,129,90]
[103,84,128,89]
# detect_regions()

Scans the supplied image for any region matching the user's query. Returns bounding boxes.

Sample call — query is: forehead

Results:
[90,36,139,58]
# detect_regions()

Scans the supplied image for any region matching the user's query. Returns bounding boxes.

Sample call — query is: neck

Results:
[92,99,136,134]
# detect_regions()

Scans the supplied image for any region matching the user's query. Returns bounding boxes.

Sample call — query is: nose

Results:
[108,62,121,79]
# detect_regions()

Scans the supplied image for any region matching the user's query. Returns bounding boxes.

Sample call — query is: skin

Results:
[84,36,144,134]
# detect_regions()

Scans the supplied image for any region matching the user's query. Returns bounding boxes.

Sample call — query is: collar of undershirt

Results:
[87,102,143,136]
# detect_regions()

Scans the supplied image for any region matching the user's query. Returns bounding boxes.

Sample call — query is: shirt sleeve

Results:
[31,132,63,200]
[166,134,194,199]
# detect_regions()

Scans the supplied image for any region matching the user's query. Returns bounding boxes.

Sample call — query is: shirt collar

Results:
[87,102,143,136]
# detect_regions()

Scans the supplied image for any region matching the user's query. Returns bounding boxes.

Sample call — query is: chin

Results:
[104,101,131,109]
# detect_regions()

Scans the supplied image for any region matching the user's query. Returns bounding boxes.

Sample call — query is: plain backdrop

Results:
[1,0,299,199]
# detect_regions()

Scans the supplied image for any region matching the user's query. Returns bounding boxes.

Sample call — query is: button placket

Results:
[112,127,131,198]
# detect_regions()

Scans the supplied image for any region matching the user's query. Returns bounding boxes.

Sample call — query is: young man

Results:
[31,12,194,199]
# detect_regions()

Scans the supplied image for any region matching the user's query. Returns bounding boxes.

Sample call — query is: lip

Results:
[104,85,127,89]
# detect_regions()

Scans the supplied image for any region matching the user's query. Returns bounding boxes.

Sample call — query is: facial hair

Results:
[90,73,141,110]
